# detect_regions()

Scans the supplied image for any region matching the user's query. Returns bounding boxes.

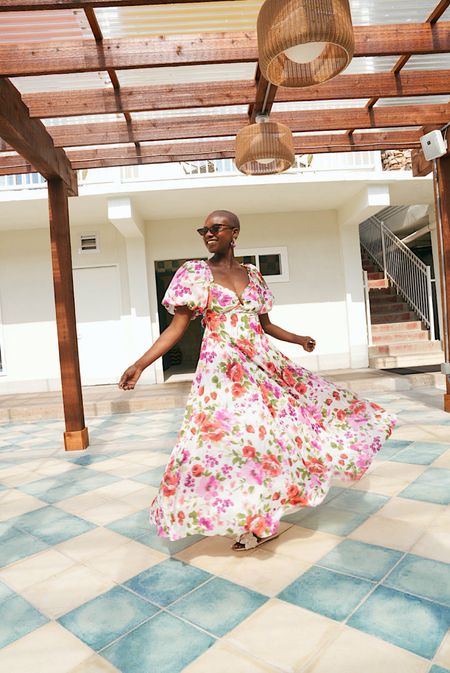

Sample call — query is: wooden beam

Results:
[0,130,424,174]
[427,0,450,23]
[0,103,444,150]
[48,178,89,450]
[1,23,450,77]
[411,148,433,177]
[0,78,77,194]
[434,154,450,411]
[0,0,238,8]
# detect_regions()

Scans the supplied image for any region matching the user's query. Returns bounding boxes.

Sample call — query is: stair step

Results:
[369,341,442,357]
[370,302,409,314]
[368,279,390,289]
[372,311,418,324]
[369,294,404,304]
[372,330,429,344]
[369,351,445,369]
[372,321,424,333]
[368,272,384,280]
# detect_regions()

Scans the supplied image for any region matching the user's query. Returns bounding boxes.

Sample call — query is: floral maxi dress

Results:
[149,260,396,540]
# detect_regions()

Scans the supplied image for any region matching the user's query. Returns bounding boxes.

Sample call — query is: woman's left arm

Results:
[259,313,316,352]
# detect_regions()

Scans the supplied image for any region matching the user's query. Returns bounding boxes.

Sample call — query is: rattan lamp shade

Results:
[257,0,354,87]
[235,120,295,175]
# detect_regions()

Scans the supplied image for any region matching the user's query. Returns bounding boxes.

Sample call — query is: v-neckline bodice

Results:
[204,260,251,304]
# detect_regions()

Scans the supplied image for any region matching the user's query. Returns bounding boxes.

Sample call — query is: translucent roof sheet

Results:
[12,72,112,95]
[272,99,369,113]
[404,54,450,70]
[0,9,90,43]
[375,95,450,107]
[131,106,247,121]
[348,0,440,24]
[116,63,256,87]
[44,113,123,127]
[343,56,400,74]
[353,127,422,133]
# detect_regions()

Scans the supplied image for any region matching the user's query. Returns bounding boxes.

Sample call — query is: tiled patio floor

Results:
[0,387,449,673]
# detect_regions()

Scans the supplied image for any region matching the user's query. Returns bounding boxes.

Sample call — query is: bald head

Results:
[206,210,240,230]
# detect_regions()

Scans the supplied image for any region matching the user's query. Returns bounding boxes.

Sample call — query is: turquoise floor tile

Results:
[326,490,389,515]
[376,440,413,460]
[0,581,15,603]
[107,509,150,540]
[124,559,211,607]
[383,555,450,607]
[348,585,450,659]
[59,586,159,651]
[136,528,204,556]
[101,611,214,673]
[399,468,450,505]
[317,540,403,581]
[429,666,450,673]
[278,566,374,622]
[169,577,267,637]
[0,529,48,568]
[67,454,111,466]
[285,505,369,536]
[131,465,165,487]
[390,442,449,466]
[12,506,95,545]
[0,593,48,648]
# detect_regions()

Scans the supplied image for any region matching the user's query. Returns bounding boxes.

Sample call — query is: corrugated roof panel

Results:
[0,9,90,43]
[375,95,450,106]
[44,113,123,127]
[353,126,422,133]
[116,63,256,87]
[12,72,112,94]
[131,106,247,120]
[272,99,369,112]
[348,0,439,24]
[404,54,450,70]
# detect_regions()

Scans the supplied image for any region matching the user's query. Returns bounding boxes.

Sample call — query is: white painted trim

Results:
[235,246,289,283]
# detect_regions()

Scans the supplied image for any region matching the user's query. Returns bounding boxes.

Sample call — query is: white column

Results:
[429,209,444,341]
[339,223,369,368]
[108,198,156,384]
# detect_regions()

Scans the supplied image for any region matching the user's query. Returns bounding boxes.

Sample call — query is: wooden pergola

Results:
[0,0,449,449]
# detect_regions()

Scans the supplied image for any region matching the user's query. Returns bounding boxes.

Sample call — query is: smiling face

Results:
[201,210,240,255]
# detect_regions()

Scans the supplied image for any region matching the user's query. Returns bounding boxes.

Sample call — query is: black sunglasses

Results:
[196,224,235,237]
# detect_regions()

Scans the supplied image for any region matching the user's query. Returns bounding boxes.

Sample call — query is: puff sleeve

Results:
[251,265,274,314]
[162,260,209,319]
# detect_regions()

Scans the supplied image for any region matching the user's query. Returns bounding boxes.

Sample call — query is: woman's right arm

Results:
[118,306,193,390]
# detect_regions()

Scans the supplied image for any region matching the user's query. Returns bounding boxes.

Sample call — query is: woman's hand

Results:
[300,336,316,352]
[118,364,143,390]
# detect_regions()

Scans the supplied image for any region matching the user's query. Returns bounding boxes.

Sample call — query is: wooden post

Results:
[48,178,89,450]
[434,153,450,411]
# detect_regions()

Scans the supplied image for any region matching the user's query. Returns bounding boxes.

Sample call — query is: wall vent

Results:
[79,234,98,253]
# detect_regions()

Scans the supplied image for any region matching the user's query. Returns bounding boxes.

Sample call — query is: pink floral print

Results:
[149,260,396,540]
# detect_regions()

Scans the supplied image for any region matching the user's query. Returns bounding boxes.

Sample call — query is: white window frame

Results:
[235,246,289,283]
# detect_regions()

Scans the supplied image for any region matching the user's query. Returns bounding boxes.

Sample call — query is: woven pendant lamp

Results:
[235,117,295,175]
[257,0,354,87]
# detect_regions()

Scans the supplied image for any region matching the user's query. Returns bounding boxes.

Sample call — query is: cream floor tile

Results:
[303,624,428,673]
[434,629,450,668]
[262,525,342,563]
[116,451,169,468]
[0,622,93,673]
[0,548,75,591]
[410,526,450,564]
[55,527,130,563]
[370,462,427,482]
[21,565,115,618]
[225,598,341,672]
[175,535,235,574]
[349,515,424,552]
[0,490,45,521]
[88,459,145,477]
[217,548,312,596]
[57,491,113,516]
[351,474,411,497]
[182,641,280,673]
[434,449,450,468]
[35,462,78,477]
[119,485,158,509]
[376,497,446,527]
[68,654,121,673]
[392,425,450,443]
[80,500,138,525]
[435,506,450,528]
[84,538,166,583]
[0,471,44,487]
[90,479,144,500]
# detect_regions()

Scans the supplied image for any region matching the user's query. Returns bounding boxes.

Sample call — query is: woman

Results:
[119,209,396,551]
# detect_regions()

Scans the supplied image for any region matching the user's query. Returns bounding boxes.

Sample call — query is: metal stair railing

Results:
[360,215,435,340]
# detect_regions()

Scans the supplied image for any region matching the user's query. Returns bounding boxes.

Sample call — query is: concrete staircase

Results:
[362,249,444,369]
